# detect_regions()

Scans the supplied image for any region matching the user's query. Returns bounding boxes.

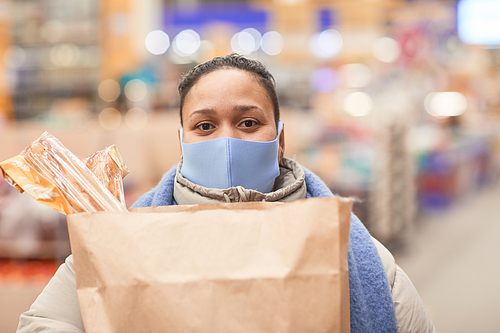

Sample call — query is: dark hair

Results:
[178,54,280,127]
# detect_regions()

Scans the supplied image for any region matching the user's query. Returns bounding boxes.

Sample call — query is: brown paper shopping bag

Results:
[68,197,352,333]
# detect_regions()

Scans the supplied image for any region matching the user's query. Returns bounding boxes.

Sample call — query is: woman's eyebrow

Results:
[233,105,264,113]
[188,109,216,119]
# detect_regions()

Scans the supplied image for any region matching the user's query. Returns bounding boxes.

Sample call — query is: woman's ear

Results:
[279,123,285,160]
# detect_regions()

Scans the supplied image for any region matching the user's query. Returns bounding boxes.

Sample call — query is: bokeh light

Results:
[310,68,338,92]
[125,107,148,130]
[424,92,467,118]
[339,63,372,88]
[124,79,147,102]
[372,37,401,63]
[145,30,170,55]
[99,108,121,130]
[343,92,373,117]
[243,28,262,52]
[424,92,437,116]
[98,79,121,103]
[309,29,343,59]
[458,0,500,45]
[261,31,284,56]
[231,28,261,55]
[231,31,255,55]
[50,44,80,67]
[173,29,201,57]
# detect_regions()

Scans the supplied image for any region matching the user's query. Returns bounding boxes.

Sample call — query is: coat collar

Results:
[173,157,307,205]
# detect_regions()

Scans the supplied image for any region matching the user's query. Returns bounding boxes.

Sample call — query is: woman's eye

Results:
[241,120,257,128]
[198,123,214,131]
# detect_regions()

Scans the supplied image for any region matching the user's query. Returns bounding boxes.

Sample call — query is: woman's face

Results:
[181,69,284,151]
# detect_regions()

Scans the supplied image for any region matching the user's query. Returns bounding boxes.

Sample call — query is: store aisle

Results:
[393,182,500,333]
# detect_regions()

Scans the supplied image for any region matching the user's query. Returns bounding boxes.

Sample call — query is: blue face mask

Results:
[180,120,283,193]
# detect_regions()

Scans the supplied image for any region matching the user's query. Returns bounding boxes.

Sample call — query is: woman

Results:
[17,54,435,332]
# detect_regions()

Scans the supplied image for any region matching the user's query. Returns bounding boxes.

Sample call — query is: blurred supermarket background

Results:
[1,0,500,331]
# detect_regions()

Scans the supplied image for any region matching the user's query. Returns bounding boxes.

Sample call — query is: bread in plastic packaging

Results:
[83,144,129,206]
[0,131,128,214]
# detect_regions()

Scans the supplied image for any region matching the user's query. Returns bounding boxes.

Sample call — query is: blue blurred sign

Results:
[318,8,334,31]
[164,4,268,32]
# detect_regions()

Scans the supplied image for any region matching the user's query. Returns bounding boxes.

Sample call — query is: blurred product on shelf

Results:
[416,135,493,212]
[8,0,99,120]
[0,259,59,284]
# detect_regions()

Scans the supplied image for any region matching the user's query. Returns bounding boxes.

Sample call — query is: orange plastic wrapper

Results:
[0,131,128,214]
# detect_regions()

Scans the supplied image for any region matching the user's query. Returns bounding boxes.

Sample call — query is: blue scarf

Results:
[132,165,398,333]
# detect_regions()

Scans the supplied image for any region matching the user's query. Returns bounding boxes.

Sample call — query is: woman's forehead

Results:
[194,68,260,88]
[183,69,272,112]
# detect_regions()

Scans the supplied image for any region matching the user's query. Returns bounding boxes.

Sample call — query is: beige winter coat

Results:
[17,158,436,332]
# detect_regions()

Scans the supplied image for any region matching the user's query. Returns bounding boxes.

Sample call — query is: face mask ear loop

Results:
[179,127,185,159]
[226,138,232,188]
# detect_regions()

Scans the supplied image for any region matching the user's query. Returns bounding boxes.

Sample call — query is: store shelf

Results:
[9,0,100,120]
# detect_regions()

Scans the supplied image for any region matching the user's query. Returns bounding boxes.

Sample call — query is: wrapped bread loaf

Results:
[83,145,129,206]
[0,131,128,214]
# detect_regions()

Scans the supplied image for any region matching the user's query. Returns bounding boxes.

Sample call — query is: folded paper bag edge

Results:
[126,196,351,214]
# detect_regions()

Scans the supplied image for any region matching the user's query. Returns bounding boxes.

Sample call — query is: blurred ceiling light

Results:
[99,108,121,130]
[124,79,148,102]
[4,46,26,68]
[261,31,284,56]
[242,28,262,52]
[310,68,338,92]
[372,37,401,63]
[339,63,372,88]
[145,30,170,55]
[98,79,121,102]
[50,44,80,67]
[40,20,65,43]
[423,92,437,116]
[309,29,343,59]
[343,92,373,117]
[424,92,467,118]
[231,31,255,55]
[457,0,500,45]
[125,107,148,130]
[173,29,201,56]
